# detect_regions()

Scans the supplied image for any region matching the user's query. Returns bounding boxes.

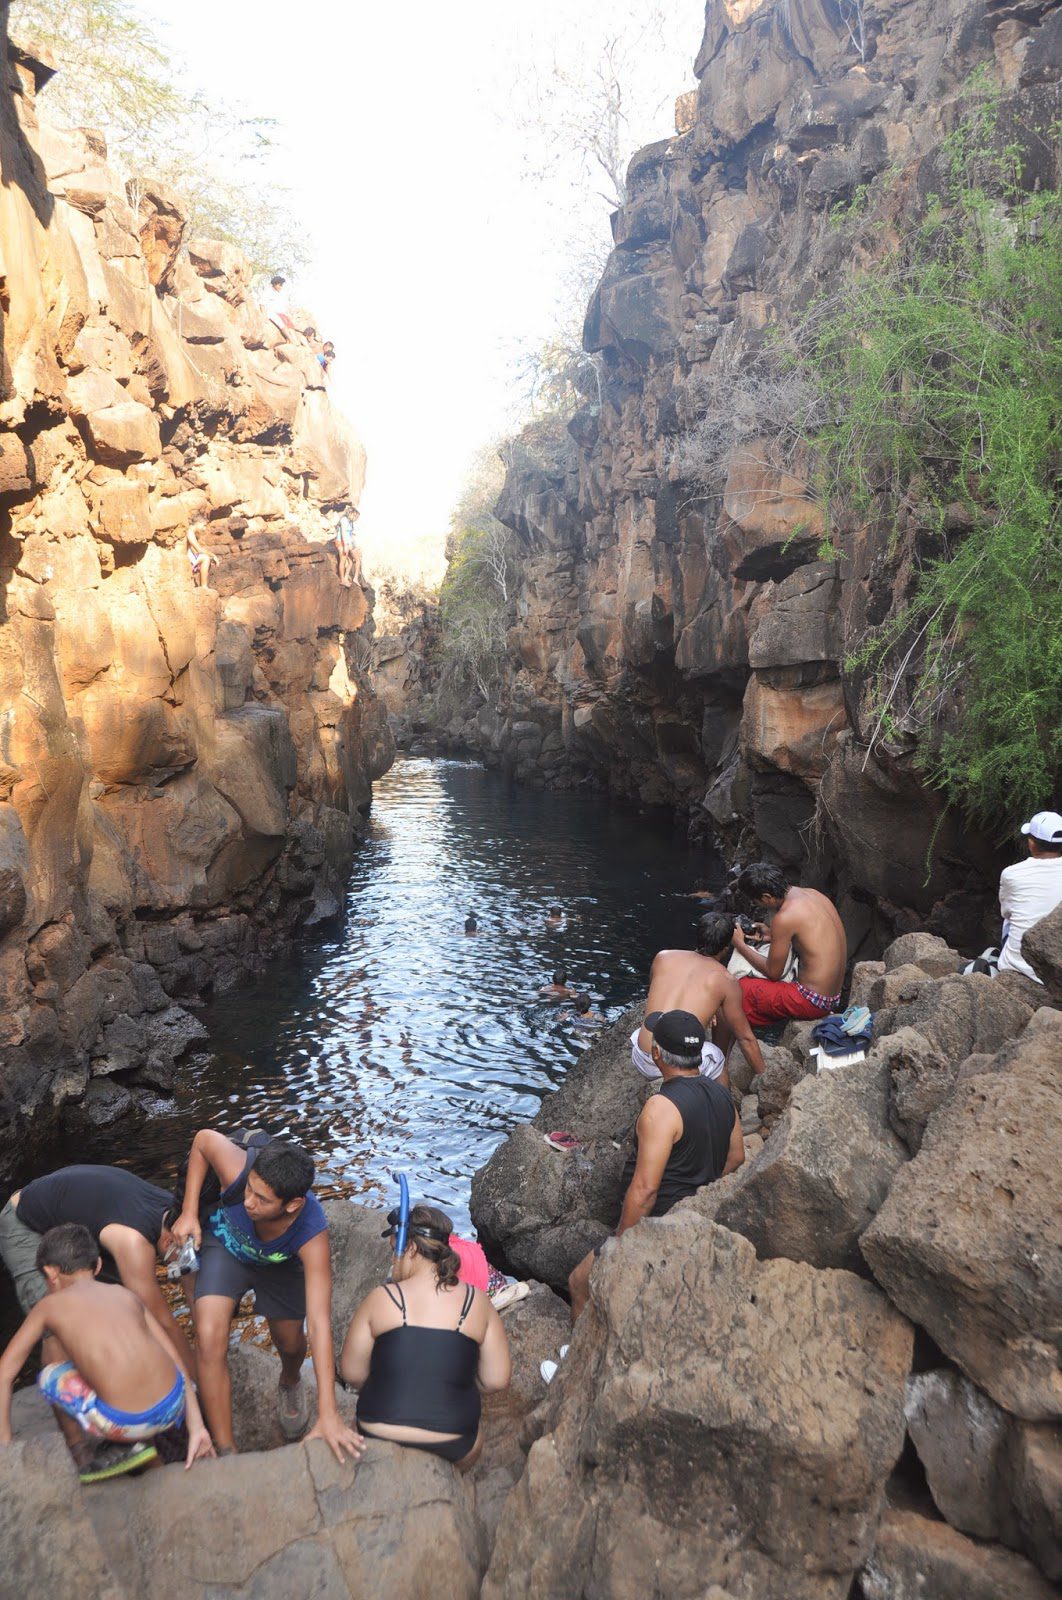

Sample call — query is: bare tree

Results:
[837,0,869,64]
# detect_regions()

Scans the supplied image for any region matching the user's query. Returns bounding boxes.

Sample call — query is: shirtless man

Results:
[730,863,847,1025]
[634,913,766,1085]
[539,966,575,1000]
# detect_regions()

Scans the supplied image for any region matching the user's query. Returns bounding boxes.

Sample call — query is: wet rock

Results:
[861,1034,1062,1422]
[905,1367,1062,1579]
[711,1057,908,1272]
[861,1506,1058,1600]
[483,1219,913,1600]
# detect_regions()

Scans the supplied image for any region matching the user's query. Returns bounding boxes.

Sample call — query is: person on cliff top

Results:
[335,507,361,588]
[566,1011,743,1323]
[186,521,220,589]
[727,864,847,1028]
[0,1224,213,1483]
[0,1164,196,1375]
[539,966,576,999]
[170,1131,363,1462]
[340,1201,511,1470]
[261,272,295,336]
[996,810,1062,982]
[636,913,765,1087]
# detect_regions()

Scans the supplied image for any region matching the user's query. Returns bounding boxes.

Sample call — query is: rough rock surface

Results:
[423,0,1062,956]
[0,26,392,1172]
[482,1218,913,1600]
[860,1506,1059,1600]
[861,1029,1062,1421]
[1024,900,1062,1005]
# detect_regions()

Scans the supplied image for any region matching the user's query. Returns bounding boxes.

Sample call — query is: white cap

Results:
[1021,810,1062,843]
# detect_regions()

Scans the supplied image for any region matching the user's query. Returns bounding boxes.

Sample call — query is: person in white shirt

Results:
[261,273,294,337]
[996,810,1062,982]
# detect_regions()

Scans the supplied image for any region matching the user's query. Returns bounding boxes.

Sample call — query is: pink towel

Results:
[449,1235,490,1291]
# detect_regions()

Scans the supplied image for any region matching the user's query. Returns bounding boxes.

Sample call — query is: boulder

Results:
[0,1434,125,1600]
[324,1198,393,1352]
[1023,900,1062,1004]
[905,1367,1062,1579]
[482,1219,913,1600]
[711,1056,909,1272]
[470,1009,647,1290]
[882,932,965,977]
[861,1507,1058,1600]
[755,1038,812,1126]
[861,1036,1062,1421]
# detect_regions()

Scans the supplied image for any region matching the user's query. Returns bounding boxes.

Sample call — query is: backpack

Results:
[171,1127,272,1223]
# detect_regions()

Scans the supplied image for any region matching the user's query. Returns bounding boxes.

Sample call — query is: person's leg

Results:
[568,1249,596,1323]
[0,1202,46,1315]
[268,1317,309,1440]
[38,1353,102,1467]
[738,977,823,1027]
[200,552,214,588]
[192,1294,238,1451]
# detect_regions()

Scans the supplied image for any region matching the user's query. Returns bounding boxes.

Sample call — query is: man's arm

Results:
[142,1307,214,1467]
[105,1227,197,1375]
[172,1130,248,1248]
[723,1109,745,1176]
[615,1097,682,1237]
[733,910,793,982]
[719,978,765,1074]
[299,1231,364,1464]
[0,1302,50,1444]
[998,867,1015,921]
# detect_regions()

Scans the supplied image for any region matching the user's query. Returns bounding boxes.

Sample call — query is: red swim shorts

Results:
[738,977,829,1028]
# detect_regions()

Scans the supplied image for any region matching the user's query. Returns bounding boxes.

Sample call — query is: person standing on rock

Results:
[334,507,362,588]
[996,810,1062,982]
[186,521,220,589]
[0,1164,197,1375]
[261,272,295,337]
[637,913,766,1084]
[170,1130,364,1463]
[568,1011,743,1321]
[729,864,847,1026]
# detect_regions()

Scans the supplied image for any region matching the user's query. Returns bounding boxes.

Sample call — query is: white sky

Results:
[134,0,705,582]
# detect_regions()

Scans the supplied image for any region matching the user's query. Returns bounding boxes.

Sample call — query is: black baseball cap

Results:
[645,1009,705,1058]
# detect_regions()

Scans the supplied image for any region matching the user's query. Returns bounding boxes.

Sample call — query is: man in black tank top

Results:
[568,1010,743,1320]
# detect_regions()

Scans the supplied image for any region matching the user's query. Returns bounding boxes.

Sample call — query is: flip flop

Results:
[490,1280,530,1312]
[543,1131,580,1151]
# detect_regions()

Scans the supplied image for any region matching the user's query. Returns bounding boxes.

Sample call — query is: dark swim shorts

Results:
[193,1231,306,1322]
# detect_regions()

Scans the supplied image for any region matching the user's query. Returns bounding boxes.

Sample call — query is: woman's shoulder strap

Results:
[381,1281,407,1323]
[456,1283,476,1329]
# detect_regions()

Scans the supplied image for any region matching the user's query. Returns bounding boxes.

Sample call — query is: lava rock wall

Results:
[445,0,1061,955]
[0,23,393,1171]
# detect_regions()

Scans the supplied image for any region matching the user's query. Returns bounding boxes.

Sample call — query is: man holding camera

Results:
[0,1164,196,1372]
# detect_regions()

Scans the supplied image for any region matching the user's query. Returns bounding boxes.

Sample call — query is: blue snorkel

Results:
[393,1171,410,1258]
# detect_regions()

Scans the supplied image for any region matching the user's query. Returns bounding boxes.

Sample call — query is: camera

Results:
[166,1237,199,1280]
[736,913,761,936]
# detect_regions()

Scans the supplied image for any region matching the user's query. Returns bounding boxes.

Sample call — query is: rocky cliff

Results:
[0,23,393,1173]
[438,0,1061,955]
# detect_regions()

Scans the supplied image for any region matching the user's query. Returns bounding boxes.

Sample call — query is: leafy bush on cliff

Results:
[812,97,1061,833]
[437,449,514,705]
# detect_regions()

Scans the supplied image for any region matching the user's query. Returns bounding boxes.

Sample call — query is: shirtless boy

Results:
[635,913,766,1084]
[0,1224,213,1483]
[731,863,847,1024]
[539,966,576,1000]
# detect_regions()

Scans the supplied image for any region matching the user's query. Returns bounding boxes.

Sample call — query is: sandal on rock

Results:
[543,1131,580,1151]
[490,1280,530,1312]
[79,1441,158,1484]
[278,1378,310,1441]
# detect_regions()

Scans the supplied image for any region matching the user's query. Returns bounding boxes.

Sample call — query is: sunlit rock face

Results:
[0,24,393,1169]
[446,0,1061,955]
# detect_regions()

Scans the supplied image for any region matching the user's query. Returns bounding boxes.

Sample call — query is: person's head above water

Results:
[247,1139,315,1222]
[547,906,563,921]
[465,914,478,934]
[382,1202,461,1287]
[36,1222,101,1286]
[696,911,736,959]
[552,967,567,985]
[736,862,791,907]
[573,993,591,1013]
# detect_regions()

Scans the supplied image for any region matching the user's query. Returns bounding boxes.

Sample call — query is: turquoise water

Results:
[25,758,720,1232]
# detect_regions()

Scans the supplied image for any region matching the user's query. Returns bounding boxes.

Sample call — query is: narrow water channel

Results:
[29,758,721,1232]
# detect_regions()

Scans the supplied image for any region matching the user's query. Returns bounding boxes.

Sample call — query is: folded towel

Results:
[812,1013,874,1057]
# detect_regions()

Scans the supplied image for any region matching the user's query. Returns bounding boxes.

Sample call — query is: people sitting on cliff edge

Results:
[187,521,220,589]
[0,1163,196,1375]
[335,507,362,588]
[539,966,576,999]
[339,1201,511,1471]
[169,1129,363,1462]
[566,1010,743,1324]
[996,810,1062,983]
[635,913,766,1087]
[318,340,336,377]
[726,864,847,1030]
[0,1224,213,1483]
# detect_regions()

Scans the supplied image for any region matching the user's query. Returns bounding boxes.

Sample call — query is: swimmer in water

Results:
[464,915,478,935]
[539,967,576,1000]
[546,906,565,928]
[562,994,604,1028]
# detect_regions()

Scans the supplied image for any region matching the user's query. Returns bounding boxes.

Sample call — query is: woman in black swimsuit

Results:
[339,1203,511,1470]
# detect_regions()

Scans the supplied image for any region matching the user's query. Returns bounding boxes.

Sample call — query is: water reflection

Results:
[34,758,721,1231]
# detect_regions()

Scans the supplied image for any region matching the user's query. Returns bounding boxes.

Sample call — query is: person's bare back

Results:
[774,886,846,996]
[638,950,736,1055]
[39,1279,178,1413]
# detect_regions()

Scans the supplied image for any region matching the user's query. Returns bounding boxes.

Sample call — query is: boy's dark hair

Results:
[553,967,567,984]
[737,863,790,902]
[574,993,591,1012]
[36,1223,99,1275]
[697,912,736,957]
[254,1139,315,1202]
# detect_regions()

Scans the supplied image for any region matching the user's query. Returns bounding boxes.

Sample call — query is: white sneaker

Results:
[558,1344,569,1359]
[540,1359,559,1383]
